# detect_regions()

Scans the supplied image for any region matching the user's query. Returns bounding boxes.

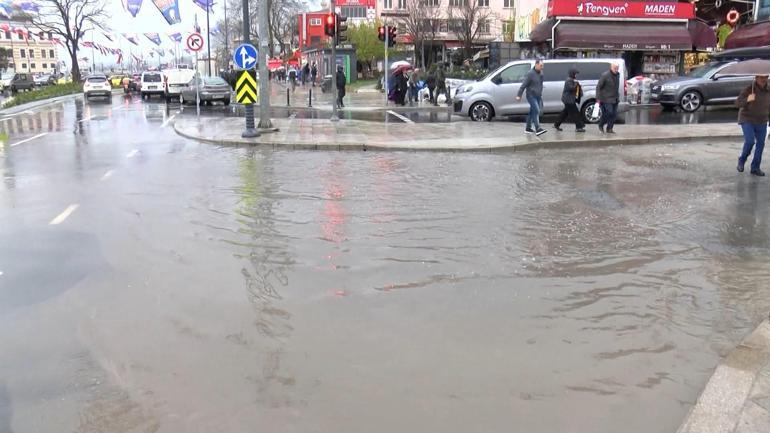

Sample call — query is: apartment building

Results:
[0,22,60,74]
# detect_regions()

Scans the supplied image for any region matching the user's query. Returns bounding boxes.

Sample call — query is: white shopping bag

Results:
[591,102,602,119]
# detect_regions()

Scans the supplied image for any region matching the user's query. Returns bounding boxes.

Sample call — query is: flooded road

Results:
[1,96,769,433]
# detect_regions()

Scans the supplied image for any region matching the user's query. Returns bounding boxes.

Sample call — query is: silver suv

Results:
[452,58,628,124]
[650,62,753,112]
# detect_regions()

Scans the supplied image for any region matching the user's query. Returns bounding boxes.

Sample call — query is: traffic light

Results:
[388,26,397,47]
[324,13,336,37]
[336,14,348,44]
[377,25,385,42]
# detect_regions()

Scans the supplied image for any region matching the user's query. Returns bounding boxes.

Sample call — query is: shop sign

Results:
[515,0,549,42]
[598,43,681,50]
[548,0,695,19]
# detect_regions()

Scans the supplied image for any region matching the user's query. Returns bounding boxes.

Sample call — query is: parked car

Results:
[452,58,629,123]
[650,61,753,112]
[140,71,165,100]
[163,68,196,102]
[179,76,231,106]
[8,73,35,93]
[83,74,112,99]
[109,74,126,87]
[0,70,15,91]
[33,74,53,86]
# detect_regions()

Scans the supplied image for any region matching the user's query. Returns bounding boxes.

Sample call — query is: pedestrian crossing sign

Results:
[236,70,258,105]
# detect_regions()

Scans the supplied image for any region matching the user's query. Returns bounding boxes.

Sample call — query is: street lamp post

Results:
[206,0,212,76]
[257,0,272,128]
[330,0,338,122]
[241,0,259,137]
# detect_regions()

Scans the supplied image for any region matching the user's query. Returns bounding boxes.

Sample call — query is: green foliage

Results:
[446,67,487,80]
[0,48,11,71]
[2,83,84,109]
[348,21,385,66]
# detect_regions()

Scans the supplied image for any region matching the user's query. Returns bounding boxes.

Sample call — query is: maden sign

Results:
[547,0,695,19]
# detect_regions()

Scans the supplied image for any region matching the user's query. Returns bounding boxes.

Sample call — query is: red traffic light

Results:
[377,25,385,41]
[324,13,336,37]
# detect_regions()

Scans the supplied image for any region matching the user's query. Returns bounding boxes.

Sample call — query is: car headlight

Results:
[457,86,472,95]
[661,84,681,91]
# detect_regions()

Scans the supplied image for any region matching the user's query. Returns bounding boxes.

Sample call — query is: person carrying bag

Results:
[554,68,586,132]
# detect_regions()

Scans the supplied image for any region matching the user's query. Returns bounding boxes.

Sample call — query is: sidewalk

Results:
[173,115,742,152]
[677,319,770,433]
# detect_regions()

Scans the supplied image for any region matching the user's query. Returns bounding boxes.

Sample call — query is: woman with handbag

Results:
[554,68,586,132]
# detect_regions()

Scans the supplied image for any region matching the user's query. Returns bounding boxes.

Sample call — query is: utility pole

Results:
[384,21,388,104]
[242,0,259,137]
[258,0,272,128]
[206,0,212,76]
[330,0,338,122]
[223,0,229,63]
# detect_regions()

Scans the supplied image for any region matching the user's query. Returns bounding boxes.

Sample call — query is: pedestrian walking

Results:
[311,62,318,87]
[288,67,297,92]
[736,74,770,176]
[516,59,547,136]
[302,63,310,86]
[336,65,346,109]
[395,70,408,106]
[426,67,437,105]
[554,68,586,132]
[408,69,420,104]
[597,63,620,134]
[434,64,447,106]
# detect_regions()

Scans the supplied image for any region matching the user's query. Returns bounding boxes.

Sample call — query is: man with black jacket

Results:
[596,63,620,134]
[554,68,585,132]
[516,60,546,136]
[336,65,346,109]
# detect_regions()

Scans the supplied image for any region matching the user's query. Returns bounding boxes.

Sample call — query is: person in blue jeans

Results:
[735,75,770,176]
[596,63,620,134]
[516,60,546,136]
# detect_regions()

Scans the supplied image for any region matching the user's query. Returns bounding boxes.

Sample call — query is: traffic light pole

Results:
[384,22,388,106]
[241,0,258,137]
[330,0,339,122]
[258,0,272,128]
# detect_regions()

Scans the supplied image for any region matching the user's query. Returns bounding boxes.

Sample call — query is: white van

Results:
[452,58,629,124]
[163,68,196,102]
[140,71,165,100]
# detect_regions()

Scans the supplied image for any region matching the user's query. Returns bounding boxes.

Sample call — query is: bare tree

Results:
[446,0,494,60]
[269,0,303,57]
[31,0,109,82]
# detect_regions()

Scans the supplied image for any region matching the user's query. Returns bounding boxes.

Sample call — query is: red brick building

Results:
[297,11,331,52]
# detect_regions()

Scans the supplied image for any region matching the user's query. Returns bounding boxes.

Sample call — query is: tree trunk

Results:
[70,47,81,82]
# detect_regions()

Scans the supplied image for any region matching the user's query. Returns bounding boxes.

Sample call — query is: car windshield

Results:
[86,76,107,82]
[203,77,227,85]
[144,74,162,82]
[686,63,727,78]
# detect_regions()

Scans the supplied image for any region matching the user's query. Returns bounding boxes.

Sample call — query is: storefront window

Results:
[757,0,770,22]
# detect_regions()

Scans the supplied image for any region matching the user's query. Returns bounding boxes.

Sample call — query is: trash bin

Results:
[321,75,332,93]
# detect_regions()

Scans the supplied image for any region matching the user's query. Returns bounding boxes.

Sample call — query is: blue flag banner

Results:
[144,32,162,45]
[124,0,143,17]
[192,0,214,12]
[168,32,182,42]
[0,0,13,18]
[151,0,181,25]
[12,1,40,12]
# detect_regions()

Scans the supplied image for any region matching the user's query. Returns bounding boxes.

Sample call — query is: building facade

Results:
[297,11,331,52]
[0,23,60,75]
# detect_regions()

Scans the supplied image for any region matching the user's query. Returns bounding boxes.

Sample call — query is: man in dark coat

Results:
[434,64,447,106]
[395,70,408,106]
[311,62,318,87]
[554,68,586,132]
[336,65,346,109]
[426,67,437,105]
[596,63,620,134]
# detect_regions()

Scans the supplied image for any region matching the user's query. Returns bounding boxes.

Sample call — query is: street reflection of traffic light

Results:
[377,25,385,42]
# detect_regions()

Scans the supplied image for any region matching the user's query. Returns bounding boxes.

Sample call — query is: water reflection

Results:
[721,178,769,249]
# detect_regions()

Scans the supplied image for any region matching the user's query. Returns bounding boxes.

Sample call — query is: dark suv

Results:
[8,73,35,93]
[650,62,754,112]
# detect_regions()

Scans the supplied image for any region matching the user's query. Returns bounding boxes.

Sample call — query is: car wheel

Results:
[680,90,702,112]
[469,101,493,121]
[581,100,602,124]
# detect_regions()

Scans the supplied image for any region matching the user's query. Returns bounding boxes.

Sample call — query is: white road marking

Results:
[387,110,414,123]
[49,204,79,225]
[9,132,48,147]
[161,114,176,128]
[100,169,114,181]
[126,149,139,158]
[0,271,3,276]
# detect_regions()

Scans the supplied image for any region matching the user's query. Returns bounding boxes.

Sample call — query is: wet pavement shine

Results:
[1,94,770,433]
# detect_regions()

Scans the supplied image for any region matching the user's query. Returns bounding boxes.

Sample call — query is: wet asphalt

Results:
[1,93,769,433]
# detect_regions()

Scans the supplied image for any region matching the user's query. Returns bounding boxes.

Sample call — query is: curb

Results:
[173,121,742,152]
[0,89,122,115]
[677,319,770,433]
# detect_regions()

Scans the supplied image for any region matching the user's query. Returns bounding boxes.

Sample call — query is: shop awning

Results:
[530,18,557,43]
[688,20,717,50]
[553,21,693,51]
[725,21,770,50]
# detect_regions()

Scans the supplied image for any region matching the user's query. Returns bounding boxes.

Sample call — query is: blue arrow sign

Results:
[233,43,258,70]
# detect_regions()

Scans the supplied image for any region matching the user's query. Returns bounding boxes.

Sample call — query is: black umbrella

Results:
[717,59,770,76]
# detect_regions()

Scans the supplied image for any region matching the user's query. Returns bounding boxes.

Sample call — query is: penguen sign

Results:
[547,0,695,19]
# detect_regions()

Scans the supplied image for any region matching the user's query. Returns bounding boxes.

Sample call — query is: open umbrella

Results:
[717,59,770,76]
[390,60,411,70]
[392,64,413,75]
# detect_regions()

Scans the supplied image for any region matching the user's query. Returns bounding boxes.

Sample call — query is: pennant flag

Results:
[144,32,161,45]
[124,0,143,17]
[168,32,182,43]
[102,32,114,42]
[51,37,64,46]
[117,53,123,64]
[122,33,139,45]
[209,25,220,36]
[132,53,141,63]
[155,48,165,57]
[0,0,13,18]
[81,41,94,48]
[192,0,213,12]
[151,0,181,25]
[167,48,174,56]
[12,0,39,12]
